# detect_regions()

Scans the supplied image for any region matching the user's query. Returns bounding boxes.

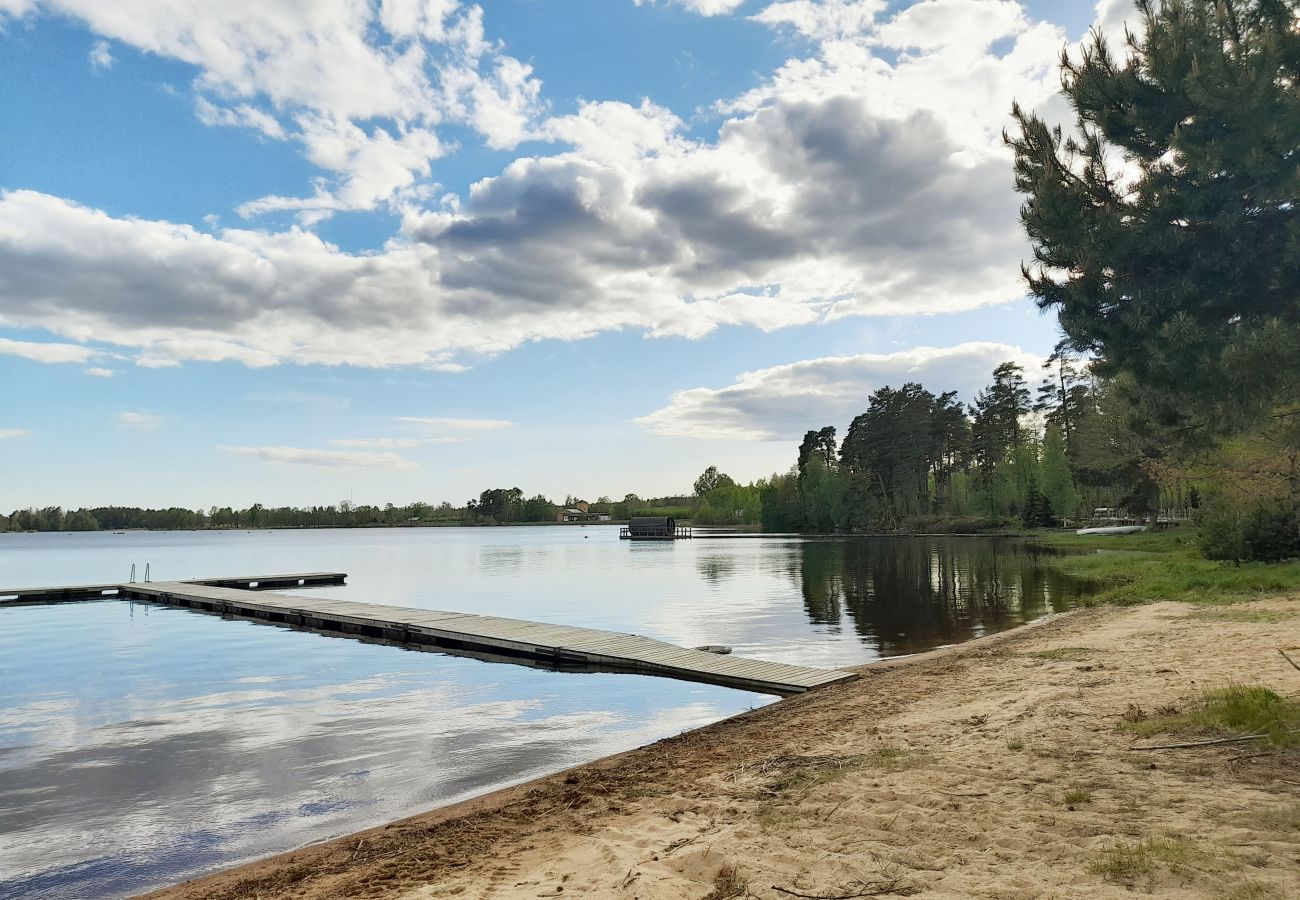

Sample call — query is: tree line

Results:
[0,491,705,533]
[755,357,1160,533]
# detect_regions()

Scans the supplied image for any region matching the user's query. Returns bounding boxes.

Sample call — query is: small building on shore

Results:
[556,501,611,523]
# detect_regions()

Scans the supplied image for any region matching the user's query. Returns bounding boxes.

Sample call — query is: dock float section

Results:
[1,575,856,696]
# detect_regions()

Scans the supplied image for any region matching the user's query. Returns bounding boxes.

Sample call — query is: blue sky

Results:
[0,0,1132,509]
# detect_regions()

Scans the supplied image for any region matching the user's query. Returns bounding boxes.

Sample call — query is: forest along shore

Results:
[146,596,1300,900]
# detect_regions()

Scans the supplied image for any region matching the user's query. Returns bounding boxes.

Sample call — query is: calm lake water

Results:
[0,527,1090,898]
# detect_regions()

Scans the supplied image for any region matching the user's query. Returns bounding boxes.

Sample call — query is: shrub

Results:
[1198,500,1300,563]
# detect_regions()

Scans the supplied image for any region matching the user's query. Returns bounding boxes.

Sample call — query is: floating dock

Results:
[0,572,346,605]
[1,574,855,696]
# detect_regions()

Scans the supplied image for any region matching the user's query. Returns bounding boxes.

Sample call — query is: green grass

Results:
[1033,528,1300,606]
[1005,740,1025,751]
[1064,789,1093,805]
[1089,838,1212,880]
[1124,685,1300,747]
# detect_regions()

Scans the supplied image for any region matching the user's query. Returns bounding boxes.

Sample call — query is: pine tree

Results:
[797,427,838,481]
[971,362,1031,471]
[1007,0,1300,435]
[1034,353,1092,454]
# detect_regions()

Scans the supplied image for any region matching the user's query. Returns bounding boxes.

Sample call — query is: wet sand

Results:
[144,598,1300,900]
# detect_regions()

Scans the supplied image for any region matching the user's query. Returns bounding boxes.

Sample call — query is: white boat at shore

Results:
[1075,525,1149,536]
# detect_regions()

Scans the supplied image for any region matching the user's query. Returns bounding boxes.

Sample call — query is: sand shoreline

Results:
[144,599,1300,900]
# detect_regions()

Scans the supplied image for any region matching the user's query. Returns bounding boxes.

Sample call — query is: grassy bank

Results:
[1034,527,1300,606]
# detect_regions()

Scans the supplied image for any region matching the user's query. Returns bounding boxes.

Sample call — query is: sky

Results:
[0,0,1141,510]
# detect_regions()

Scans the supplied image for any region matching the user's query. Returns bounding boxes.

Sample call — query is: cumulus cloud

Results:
[0,2,1103,369]
[0,428,28,439]
[1093,0,1141,44]
[752,0,886,40]
[4,0,544,219]
[636,341,1045,440]
[115,410,162,429]
[84,367,114,377]
[223,445,418,470]
[0,336,97,364]
[873,0,1027,50]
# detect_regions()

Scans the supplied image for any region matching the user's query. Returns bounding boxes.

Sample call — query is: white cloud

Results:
[115,410,161,429]
[84,367,114,377]
[194,98,285,140]
[636,341,1045,440]
[398,416,513,430]
[0,336,96,364]
[0,2,1109,370]
[636,0,746,16]
[0,428,28,439]
[1093,0,1141,45]
[88,38,112,70]
[752,0,886,40]
[223,445,417,470]
[875,0,1027,49]
[5,0,544,219]
[330,437,421,448]
[236,118,444,221]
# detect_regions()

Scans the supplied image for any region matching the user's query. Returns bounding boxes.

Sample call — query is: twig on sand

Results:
[1128,729,1300,750]
[771,877,905,899]
[662,832,702,856]
[1279,648,1300,673]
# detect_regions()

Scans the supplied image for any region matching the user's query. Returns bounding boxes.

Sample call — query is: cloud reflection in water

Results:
[0,602,768,899]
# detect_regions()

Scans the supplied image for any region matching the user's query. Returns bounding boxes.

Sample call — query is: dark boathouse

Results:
[620,516,692,541]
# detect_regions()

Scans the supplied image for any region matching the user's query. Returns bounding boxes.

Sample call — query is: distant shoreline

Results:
[1,522,1049,536]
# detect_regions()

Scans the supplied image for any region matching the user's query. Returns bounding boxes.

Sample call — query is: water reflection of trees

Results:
[796,538,1085,658]
[695,554,736,585]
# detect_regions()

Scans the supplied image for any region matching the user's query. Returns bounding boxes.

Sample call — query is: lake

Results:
[0,528,1090,898]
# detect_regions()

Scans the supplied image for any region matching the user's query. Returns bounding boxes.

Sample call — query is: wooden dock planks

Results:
[121,581,856,695]
[0,573,347,605]
[2,573,856,694]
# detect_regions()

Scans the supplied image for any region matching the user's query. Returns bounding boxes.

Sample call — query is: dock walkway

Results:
[2,575,855,695]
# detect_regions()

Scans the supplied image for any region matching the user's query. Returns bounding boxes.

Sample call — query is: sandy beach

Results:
[145,597,1300,900]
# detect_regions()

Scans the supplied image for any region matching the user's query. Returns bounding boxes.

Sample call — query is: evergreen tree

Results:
[797,427,838,481]
[841,383,938,520]
[1034,353,1093,454]
[1008,0,1300,434]
[971,362,1031,470]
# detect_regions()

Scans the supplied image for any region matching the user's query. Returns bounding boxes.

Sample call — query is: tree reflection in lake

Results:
[796,537,1089,658]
